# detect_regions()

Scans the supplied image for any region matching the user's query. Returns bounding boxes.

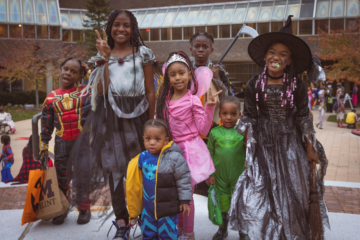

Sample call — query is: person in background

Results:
[316,102,325,130]
[0,107,16,133]
[326,85,333,113]
[1,135,14,182]
[7,135,53,184]
[308,87,312,109]
[346,109,359,129]
[352,84,358,107]
[336,95,346,128]
[336,82,344,100]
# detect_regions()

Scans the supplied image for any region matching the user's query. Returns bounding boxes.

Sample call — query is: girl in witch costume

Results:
[67,10,155,240]
[228,16,329,240]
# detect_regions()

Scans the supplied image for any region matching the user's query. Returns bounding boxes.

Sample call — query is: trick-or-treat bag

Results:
[21,169,44,225]
[208,184,223,226]
[36,166,69,221]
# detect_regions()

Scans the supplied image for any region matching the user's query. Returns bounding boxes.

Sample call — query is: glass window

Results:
[300,0,315,18]
[9,24,21,38]
[161,28,171,40]
[141,10,156,28]
[196,6,212,25]
[50,26,60,39]
[23,25,35,38]
[292,20,299,34]
[258,2,273,22]
[47,0,60,25]
[150,28,159,41]
[61,11,70,29]
[172,27,182,40]
[346,0,359,16]
[62,29,71,42]
[185,7,200,26]
[219,25,230,38]
[272,1,286,20]
[183,26,193,40]
[271,22,283,32]
[151,9,167,27]
[135,11,147,26]
[208,5,223,25]
[0,24,7,38]
[299,20,312,35]
[207,26,218,38]
[23,0,35,24]
[231,24,242,37]
[9,0,21,23]
[286,0,301,19]
[195,26,205,33]
[220,5,235,24]
[162,9,177,27]
[316,0,330,18]
[331,0,344,17]
[37,25,48,39]
[139,29,149,41]
[246,3,260,22]
[330,19,344,31]
[315,19,329,33]
[0,0,7,22]
[173,8,189,26]
[70,12,83,29]
[258,22,270,34]
[233,3,248,23]
[35,0,47,24]
[346,18,357,29]
[72,30,83,42]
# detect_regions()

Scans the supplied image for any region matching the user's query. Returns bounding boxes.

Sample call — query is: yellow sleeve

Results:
[126,154,143,220]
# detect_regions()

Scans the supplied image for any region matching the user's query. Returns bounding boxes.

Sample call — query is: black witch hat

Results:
[248,15,312,74]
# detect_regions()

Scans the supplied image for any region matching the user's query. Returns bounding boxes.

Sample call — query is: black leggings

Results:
[109,172,129,224]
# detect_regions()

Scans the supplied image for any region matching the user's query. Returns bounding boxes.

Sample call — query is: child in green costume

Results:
[206,96,247,240]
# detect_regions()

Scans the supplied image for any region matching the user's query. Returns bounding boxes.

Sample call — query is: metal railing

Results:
[32,113,42,161]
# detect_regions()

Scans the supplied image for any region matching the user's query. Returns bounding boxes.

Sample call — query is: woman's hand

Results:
[206,176,216,186]
[180,204,191,216]
[211,66,220,80]
[95,29,111,61]
[245,161,248,169]
[207,88,222,106]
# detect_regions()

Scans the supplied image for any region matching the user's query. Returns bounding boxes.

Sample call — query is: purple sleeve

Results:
[191,96,215,136]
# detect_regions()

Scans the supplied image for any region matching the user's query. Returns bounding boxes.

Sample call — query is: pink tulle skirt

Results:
[176,136,215,185]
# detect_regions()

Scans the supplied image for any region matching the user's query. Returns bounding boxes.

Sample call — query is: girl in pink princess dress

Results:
[156,51,222,240]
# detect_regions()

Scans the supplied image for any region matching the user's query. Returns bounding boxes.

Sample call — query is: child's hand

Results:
[180,204,191,216]
[211,66,220,80]
[207,88,222,106]
[95,29,111,61]
[206,176,216,186]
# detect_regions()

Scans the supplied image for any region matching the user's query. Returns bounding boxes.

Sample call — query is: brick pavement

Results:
[1,185,359,216]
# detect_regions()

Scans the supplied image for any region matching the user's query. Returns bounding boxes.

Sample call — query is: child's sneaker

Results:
[239,232,250,240]
[111,219,130,240]
[180,232,195,240]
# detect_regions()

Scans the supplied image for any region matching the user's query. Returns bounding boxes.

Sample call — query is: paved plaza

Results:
[0,106,359,239]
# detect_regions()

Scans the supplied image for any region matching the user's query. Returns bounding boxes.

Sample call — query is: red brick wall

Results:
[60,0,245,10]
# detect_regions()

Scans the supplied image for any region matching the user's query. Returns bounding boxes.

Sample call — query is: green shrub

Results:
[0,91,47,105]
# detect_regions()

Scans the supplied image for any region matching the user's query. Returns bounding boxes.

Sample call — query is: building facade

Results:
[0,0,359,92]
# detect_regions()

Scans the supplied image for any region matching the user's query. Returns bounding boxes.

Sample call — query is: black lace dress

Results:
[228,76,329,239]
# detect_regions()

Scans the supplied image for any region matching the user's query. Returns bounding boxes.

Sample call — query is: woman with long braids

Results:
[157,51,221,239]
[67,10,155,239]
[228,16,329,240]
